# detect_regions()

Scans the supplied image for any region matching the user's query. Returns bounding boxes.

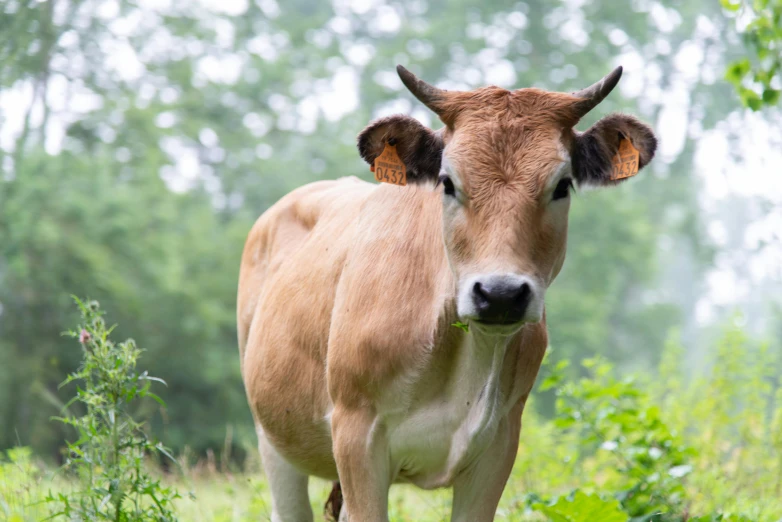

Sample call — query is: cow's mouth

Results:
[469,317,526,335]
[474,317,522,326]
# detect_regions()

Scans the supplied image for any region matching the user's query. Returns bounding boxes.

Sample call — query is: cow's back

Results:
[237,176,372,477]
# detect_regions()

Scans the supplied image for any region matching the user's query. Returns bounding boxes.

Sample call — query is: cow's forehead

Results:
[444,119,569,206]
[442,87,577,189]
[440,85,582,125]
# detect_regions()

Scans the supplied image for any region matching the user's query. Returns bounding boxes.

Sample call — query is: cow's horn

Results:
[571,66,623,116]
[397,65,447,114]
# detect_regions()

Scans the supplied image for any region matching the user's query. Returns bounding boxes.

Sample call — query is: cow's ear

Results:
[571,113,657,187]
[357,115,444,184]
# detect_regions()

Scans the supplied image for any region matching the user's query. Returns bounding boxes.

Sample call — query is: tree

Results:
[722,0,782,109]
[0,0,765,458]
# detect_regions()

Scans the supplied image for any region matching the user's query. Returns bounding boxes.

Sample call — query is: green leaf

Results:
[451,321,470,333]
[762,88,780,105]
[534,490,629,522]
[739,87,764,110]
[156,444,177,464]
[725,59,751,85]
[140,374,168,386]
[145,392,167,407]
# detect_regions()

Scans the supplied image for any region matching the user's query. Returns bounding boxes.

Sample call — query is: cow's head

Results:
[357,65,656,332]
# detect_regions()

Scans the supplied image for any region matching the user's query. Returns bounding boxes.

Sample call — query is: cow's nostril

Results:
[515,282,531,304]
[472,282,490,308]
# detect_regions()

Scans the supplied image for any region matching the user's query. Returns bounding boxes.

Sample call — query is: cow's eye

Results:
[552,178,573,201]
[438,174,456,197]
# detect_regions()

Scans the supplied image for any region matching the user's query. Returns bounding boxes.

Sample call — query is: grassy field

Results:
[2,311,781,521]
[3,395,781,522]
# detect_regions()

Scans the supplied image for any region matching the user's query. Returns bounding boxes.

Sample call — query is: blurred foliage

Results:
[509,322,782,521]
[541,357,694,520]
[722,0,782,109]
[0,0,773,463]
[0,447,50,521]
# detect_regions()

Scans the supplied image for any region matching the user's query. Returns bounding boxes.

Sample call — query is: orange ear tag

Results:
[372,142,407,186]
[610,138,640,181]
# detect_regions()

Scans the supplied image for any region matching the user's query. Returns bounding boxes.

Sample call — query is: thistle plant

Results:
[46,297,182,521]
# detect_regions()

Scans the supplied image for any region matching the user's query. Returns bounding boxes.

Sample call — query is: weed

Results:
[45,297,185,521]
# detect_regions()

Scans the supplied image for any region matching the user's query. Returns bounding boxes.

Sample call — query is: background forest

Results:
[0,0,781,520]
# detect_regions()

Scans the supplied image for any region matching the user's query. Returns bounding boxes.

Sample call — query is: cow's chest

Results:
[385,334,516,489]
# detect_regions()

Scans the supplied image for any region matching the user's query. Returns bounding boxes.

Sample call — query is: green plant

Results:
[723,0,782,109]
[668,322,782,520]
[541,357,695,521]
[451,321,470,333]
[0,447,52,521]
[46,297,184,521]
[532,490,628,522]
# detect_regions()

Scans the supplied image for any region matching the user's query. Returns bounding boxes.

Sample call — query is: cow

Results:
[237,64,656,522]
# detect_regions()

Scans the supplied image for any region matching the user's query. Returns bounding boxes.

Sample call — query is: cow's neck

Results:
[445,327,510,399]
[453,328,511,421]
[431,326,516,479]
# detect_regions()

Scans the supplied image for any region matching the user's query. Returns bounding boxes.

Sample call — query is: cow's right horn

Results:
[397,65,448,115]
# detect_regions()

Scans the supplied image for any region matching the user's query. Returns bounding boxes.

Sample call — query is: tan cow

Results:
[237,65,656,522]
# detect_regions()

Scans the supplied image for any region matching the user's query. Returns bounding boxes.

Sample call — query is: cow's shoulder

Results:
[248,176,369,245]
[241,176,373,279]
[327,184,453,406]
[238,176,373,354]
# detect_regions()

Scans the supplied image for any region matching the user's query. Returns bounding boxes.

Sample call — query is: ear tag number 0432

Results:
[371,142,407,186]
[610,137,640,181]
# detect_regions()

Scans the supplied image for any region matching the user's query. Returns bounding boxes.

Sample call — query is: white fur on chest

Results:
[385,333,512,489]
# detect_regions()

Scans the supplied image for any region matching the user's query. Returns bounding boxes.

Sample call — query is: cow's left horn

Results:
[571,66,623,116]
[397,65,447,115]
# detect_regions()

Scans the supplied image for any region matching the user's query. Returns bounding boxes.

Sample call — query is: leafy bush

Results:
[543,357,694,520]
[527,336,781,522]
[45,297,183,521]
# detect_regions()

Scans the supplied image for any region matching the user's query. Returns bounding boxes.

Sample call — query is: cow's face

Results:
[358,66,656,331]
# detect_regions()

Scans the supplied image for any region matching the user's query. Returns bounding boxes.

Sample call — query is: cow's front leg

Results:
[331,405,391,522]
[450,404,523,522]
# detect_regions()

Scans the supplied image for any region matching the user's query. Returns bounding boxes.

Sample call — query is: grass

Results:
[175,473,457,522]
[2,303,781,521]
[4,399,780,522]
[175,474,536,522]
